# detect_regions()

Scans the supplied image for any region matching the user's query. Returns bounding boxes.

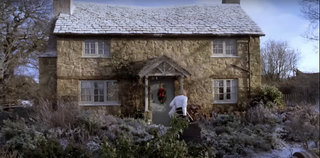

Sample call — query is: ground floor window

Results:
[80,80,118,105]
[213,79,237,103]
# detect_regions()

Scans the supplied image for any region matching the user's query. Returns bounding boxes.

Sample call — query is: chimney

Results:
[222,0,240,4]
[53,0,74,17]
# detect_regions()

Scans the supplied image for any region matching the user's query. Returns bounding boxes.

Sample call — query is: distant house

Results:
[39,0,264,125]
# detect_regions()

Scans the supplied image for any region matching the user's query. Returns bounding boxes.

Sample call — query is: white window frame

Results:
[213,79,238,104]
[211,39,237,57]
[79,80,119,106]
[83,39,110,57]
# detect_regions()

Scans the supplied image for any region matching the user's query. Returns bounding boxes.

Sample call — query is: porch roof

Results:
[136,55,191,78]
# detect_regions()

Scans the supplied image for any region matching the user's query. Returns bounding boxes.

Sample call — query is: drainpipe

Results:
[248,36,251,98]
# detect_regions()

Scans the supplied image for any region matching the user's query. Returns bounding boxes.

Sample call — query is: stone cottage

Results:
[39,0,264,125]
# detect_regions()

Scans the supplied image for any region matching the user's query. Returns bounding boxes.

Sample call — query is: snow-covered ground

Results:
[252,143,303,158]
[252,141,319,158]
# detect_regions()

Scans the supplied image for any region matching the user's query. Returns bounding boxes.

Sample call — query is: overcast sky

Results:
[75,0,319,72]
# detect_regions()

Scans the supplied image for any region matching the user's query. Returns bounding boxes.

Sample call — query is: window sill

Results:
[210,56,240,58]
[213,101,237,104]
[81,56,110,59]
[79,103,121,106]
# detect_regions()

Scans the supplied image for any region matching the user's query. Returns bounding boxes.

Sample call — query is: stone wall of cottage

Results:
[55,37,261,113]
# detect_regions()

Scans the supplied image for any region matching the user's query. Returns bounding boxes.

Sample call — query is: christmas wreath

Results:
[157,88,166,104]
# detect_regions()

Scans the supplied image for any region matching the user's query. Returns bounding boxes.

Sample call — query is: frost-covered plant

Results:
[45,126,91,143]
[101,118,190,158]
[22,139,92,158]
[0,147,22,158]
[246,103,281,125]
[86,136,101,152]
[200,114,283,157]
[1,119,46,153]
[284,105,319,149]
[33,100,80,128]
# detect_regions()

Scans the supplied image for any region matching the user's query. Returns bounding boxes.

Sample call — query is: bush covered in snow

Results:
[0,107,196,157]
[200,113,284,158]
[282,105,319,149]
[1,98,318,158]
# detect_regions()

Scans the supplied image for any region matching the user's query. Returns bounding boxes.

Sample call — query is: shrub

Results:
[75,111,103,135]
[246,103,281,125]
[32,100,80,128]
[23,139,92,158]
[284,105,319,149]
[187,142,212,158]
[255,85,285,108]
[1,119,46,153]
[101,118,192,158]
[0,146,22,158]
[200,114,283,157]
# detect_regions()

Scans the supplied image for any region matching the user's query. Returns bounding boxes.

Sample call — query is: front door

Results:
[150,77,175,126]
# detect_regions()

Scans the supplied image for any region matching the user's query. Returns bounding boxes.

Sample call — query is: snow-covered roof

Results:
[53,2,264,36]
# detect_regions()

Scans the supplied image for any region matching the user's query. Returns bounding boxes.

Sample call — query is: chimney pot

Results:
[222,0,240,4]
[53,0,74,17]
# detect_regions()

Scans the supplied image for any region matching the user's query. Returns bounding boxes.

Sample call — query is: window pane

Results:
[213,41,223,54]
[219,94,224,100]
[214,87,219,94]
[226,87,231,93]
[214,94,219,100]
[84,40,95,55]
[98,40,104,55]
[81,81,90,88]
[91,42,95,54]
[226,80,231,93]
[226,80,231,87]
[219,87,224,93]
[99,96,103,102]
[85,42,90,54]
[225,40,236,55]
[213,80,219,87]
[94,82,104,102]
[94,96,99,102]
[226,93,231,99]
[80,81,91,102]
[107,81,118,101]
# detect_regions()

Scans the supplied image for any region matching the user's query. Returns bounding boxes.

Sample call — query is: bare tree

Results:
[0,0,51,105]
[261,39,301,82]
[299,0,319,42]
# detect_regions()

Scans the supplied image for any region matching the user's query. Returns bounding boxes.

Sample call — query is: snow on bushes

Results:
[282,105,319,149]
[199,113,285,157]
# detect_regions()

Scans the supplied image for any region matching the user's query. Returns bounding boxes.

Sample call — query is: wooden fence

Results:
[282,93,319,106]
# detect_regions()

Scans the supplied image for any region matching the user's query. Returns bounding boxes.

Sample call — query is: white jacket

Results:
[168,95,188,116]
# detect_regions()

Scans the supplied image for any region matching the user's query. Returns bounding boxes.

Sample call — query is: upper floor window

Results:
[80,80,119,105]
[212,39,237,57]
[213,79,237,103]
[83,39,110,57]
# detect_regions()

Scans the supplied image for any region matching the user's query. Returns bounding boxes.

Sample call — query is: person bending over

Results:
[169,89,188,118]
